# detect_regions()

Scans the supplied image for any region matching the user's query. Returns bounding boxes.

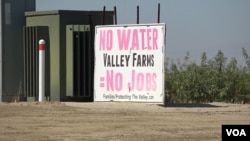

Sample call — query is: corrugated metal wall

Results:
[66,25,94,101]
[23,26,49,101]
[0,0,35,102]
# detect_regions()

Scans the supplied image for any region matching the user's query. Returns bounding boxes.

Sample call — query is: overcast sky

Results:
[36,0,250,66]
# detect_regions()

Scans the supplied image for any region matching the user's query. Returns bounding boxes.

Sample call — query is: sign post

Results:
[39,39,45,102]
[94,24,166,103]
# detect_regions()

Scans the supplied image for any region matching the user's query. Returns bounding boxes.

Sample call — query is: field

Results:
[0,102,249,141]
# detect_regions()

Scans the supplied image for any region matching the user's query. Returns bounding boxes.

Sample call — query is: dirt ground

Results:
[0,102,249,141]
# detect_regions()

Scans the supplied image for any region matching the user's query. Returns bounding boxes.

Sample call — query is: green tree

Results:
[239,48,250,103]
[198,52,214,102]
[223,57,240,102]
[213,50,227,99]
[165,49,250,104]
[165,60,178,102]
[242,47,250,70]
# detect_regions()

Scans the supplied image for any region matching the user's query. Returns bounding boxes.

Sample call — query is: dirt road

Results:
[0,102,249,141]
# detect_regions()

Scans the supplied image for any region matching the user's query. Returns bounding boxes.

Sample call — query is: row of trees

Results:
[165,48,250,103]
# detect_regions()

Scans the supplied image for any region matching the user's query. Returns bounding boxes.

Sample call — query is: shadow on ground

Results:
[159,103,223,108]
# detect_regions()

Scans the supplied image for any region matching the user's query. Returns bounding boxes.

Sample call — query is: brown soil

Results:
[0,102,249,141]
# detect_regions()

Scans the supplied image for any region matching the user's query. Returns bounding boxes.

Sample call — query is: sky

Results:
[36,0,250,67]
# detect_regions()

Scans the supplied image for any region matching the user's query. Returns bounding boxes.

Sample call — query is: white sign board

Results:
[94,24,166,103]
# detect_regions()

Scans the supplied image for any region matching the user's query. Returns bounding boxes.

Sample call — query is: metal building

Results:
[0,0,35,102]
[24,10,114,102]
[0,0,114,102]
